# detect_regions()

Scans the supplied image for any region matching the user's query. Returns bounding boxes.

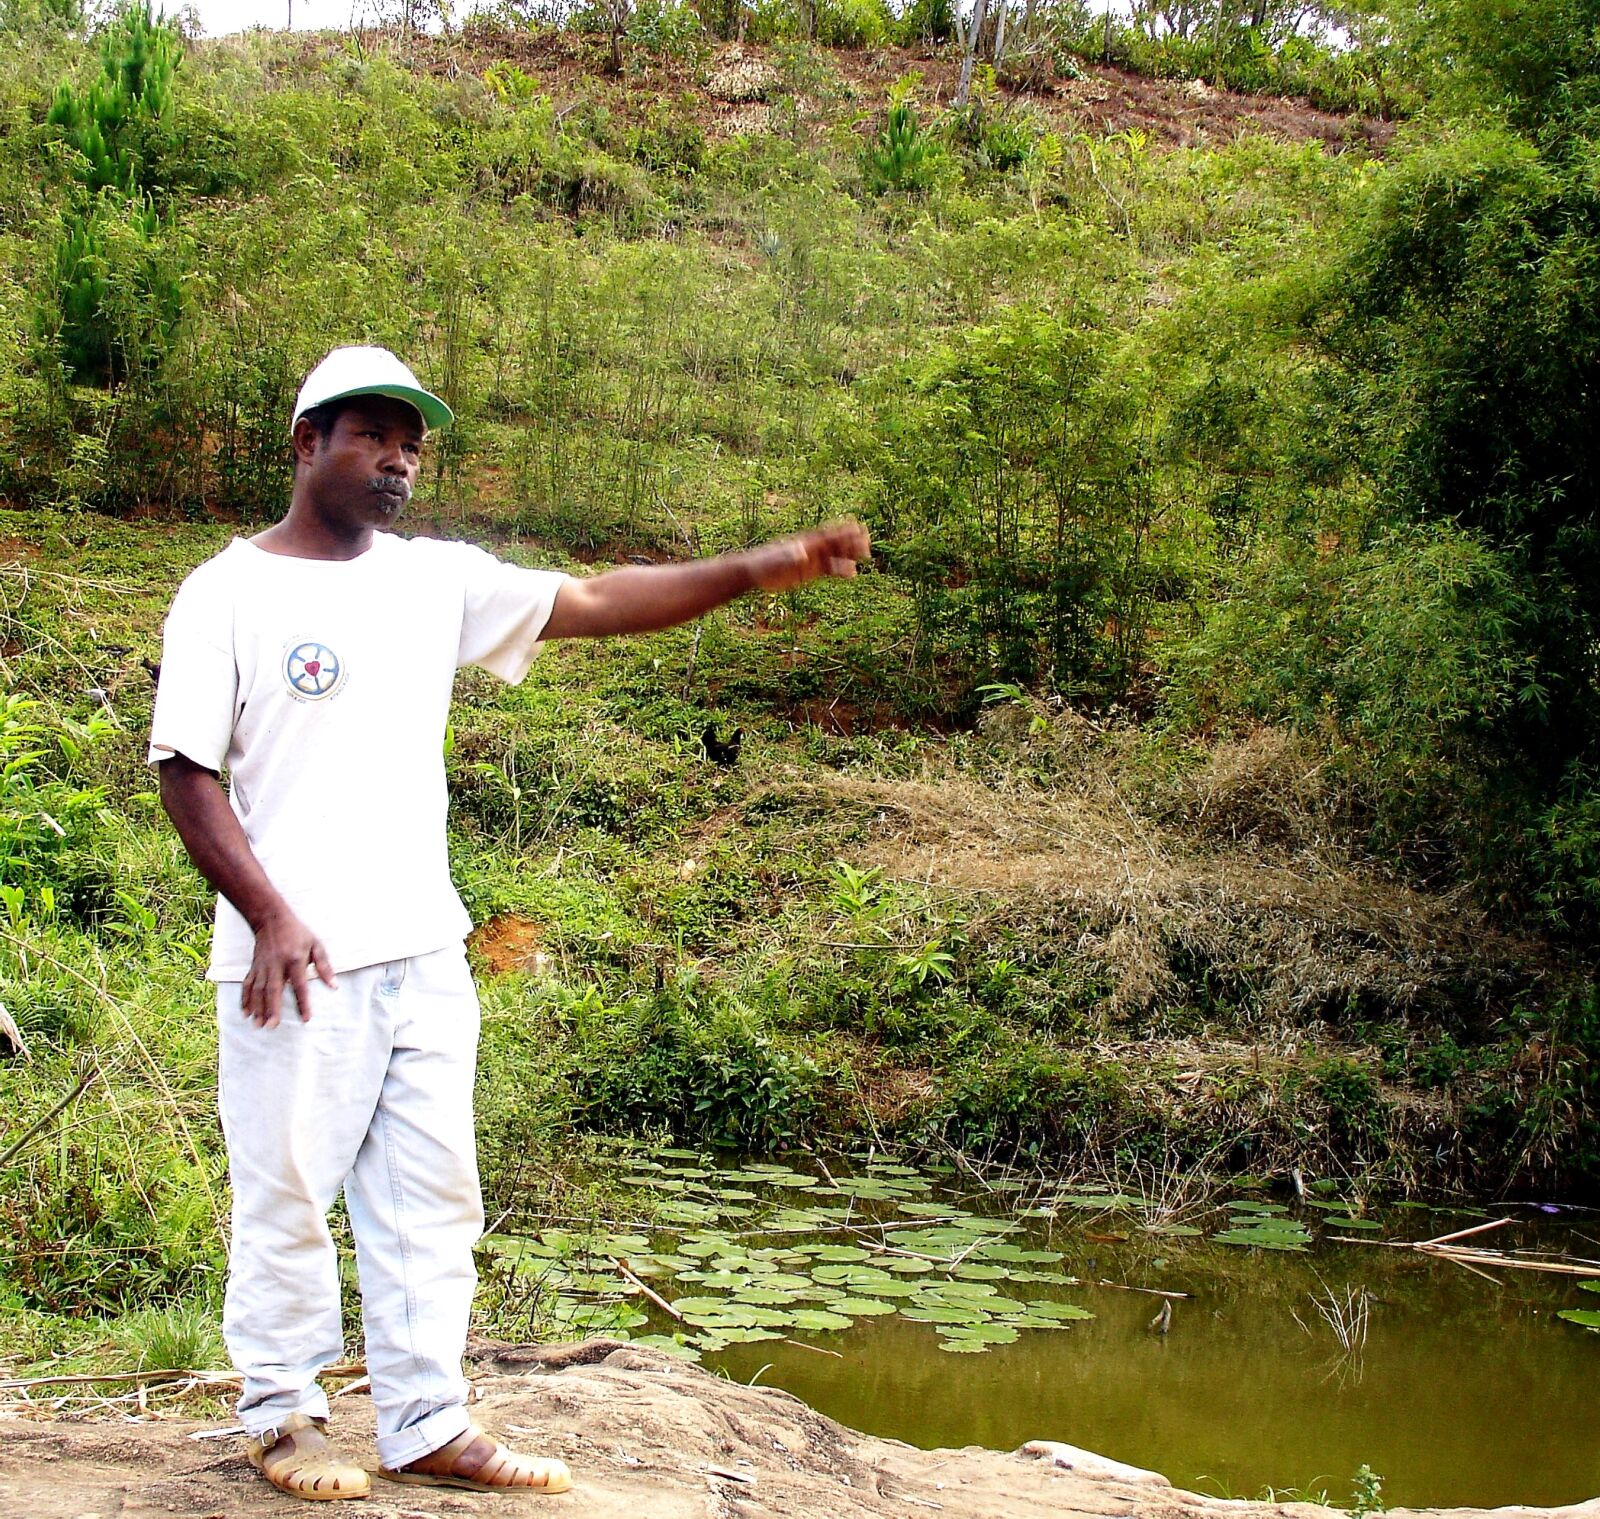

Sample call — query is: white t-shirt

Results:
[148,533,570,981]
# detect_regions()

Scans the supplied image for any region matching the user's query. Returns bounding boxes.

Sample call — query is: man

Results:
[151,345,870,1501]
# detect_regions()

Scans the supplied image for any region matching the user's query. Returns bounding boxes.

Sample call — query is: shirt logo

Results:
[284,640,345,701]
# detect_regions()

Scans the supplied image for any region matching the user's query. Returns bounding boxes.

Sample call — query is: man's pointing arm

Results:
[540,520,871,641]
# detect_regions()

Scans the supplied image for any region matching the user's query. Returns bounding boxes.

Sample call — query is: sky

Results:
[177,0,370,35]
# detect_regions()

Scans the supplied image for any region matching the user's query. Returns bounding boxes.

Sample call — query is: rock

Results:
[1019,1439,1171,1485]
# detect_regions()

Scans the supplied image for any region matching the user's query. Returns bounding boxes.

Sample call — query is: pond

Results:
[480,1147,1600,1511]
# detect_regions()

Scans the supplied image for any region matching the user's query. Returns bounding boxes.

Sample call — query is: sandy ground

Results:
[2,1341,1596,1519]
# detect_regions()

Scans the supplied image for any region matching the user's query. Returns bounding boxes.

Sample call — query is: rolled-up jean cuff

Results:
[242,1385,331,1440]
[375,1402,473,1469]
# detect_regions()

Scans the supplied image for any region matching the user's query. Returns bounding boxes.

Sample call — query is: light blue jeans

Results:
[216,945,482,1468]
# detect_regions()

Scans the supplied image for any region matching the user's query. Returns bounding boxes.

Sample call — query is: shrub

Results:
[814,0,891,49]
[566,976,823,1147]
[872,307,1189,707]
[1163,521,1541,844]
[625,0,710,62]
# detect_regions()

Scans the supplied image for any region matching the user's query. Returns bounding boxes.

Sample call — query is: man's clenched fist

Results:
[747,520,872,593]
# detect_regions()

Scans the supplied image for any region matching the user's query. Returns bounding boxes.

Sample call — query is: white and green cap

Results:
[291,345,453,432]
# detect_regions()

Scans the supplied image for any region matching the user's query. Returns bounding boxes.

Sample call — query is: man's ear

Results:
[291,416,321,469]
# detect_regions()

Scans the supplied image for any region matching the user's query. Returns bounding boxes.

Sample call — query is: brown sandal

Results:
[247,1411,370,1501]
[379,1426,572,1494]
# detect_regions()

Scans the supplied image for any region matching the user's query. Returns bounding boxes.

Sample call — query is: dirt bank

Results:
[2,1341,1594,1519]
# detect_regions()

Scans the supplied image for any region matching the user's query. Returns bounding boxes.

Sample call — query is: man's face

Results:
[296,396,425,530]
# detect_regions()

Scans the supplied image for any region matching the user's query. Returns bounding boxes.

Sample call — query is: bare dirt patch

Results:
[471,912,552,976]
[228,28,1393,156]
[2,1343,1591,1519]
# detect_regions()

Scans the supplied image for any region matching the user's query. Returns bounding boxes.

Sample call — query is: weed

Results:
[1351,1464,1385,1518]
[111,1300,225,1373]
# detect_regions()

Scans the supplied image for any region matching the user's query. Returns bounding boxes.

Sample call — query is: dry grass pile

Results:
[766,726,1539,1031]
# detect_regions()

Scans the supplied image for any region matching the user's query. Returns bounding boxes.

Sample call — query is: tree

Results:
[954,0,991,107]
[44,2,183,382]
[1392,0,1600,143]
[1299,0,1600,920]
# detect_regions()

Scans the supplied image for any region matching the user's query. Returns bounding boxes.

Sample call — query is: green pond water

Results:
[483,1147,1600,1510]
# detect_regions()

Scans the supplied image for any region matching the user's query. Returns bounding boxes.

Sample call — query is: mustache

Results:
[370,476,412,502]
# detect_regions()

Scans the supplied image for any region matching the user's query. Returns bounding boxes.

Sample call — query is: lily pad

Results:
[658,1201,720,1223]
[831,1297,898,1316]
[901,1305,989,1326]
[790,1308,853,1332]
[812,1264,894,1286]
[929,1280,1003,1301]
[940,1322,1020,1345]
[1024,1300,1095,1321]
[1213,1223,1310,1252]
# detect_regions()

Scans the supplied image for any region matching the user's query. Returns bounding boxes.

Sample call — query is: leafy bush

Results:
[873,307,1192,707]
[895,0,953,45]
[625,0,710,62]
[566,976,823,1147]
[1050,12,1411,118]
[1164,522,1541,842]
[1305,122,1600,918]
[814,0,891,49]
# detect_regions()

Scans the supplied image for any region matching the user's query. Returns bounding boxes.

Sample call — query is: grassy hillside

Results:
[1,11,1596,1368]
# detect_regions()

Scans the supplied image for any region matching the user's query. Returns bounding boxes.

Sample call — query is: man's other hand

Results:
[242,910,338,1029]
[747,520,871,593]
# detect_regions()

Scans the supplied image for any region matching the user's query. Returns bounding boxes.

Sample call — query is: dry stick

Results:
[1438,1254,1505,1288]
[782,1339,844,1359]
[0,1063,97,1168]
[1417,1216,1515,1249]
[613,1258,682,1321]
[0,1360,366,1393]
[1329,1237,1600,1275]
[1420,1249,1600,1277]
[0,1369,242,1393]
[1095,1280,1189,1300]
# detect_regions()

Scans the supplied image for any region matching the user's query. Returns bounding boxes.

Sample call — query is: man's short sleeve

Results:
[454,544,571,683]
[147,563,239,772]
